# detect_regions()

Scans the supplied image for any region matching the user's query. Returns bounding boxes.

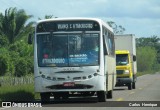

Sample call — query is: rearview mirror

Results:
[133,55,136,61]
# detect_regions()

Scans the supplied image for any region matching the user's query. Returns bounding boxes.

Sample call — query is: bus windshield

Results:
[37,33,99,67]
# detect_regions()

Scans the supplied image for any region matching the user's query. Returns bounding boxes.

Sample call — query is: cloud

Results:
[0,0,160,37]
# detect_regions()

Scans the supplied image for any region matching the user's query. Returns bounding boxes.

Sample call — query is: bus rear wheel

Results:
[97,91,107,102]
[107,90,113,99]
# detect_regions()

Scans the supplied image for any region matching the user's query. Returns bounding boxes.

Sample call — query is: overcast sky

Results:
[0,0,160,37]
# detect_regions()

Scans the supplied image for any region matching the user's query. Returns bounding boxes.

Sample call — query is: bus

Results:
[29,18,116,102]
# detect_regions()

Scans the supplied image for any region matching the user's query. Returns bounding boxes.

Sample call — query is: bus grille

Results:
[46,84,93,89]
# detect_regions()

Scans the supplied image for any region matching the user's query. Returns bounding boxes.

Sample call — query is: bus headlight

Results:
[124,70,129,74]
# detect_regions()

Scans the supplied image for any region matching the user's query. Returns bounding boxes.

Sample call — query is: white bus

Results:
[29,18,116,102]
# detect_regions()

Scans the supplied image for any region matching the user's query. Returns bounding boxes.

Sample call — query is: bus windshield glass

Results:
[116,54,128,65]
[37,33,99,67]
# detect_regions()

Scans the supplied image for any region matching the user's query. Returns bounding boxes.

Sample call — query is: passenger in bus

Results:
[92,40,99,52]
[43,44,52,59]
[87,40,99,61]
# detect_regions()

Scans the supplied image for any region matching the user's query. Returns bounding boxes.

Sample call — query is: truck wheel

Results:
[132,82,136,89]
[128,83,132,90]
[40,93,50,103]
[107,90,113,99]
[97,91,107,102]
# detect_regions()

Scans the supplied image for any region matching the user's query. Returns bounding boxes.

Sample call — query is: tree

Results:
[0,7,34,77]
[107,21,125,34]
[136,36,160,63]
[0,48,14,76]
[38,15,57,20]
[0,35,9,47]
[0,7,34,44]
[136,36,160,47]
[137,46,157,72]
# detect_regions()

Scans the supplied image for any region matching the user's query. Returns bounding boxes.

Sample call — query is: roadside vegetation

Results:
[0,7,160,101]
[136,36,160,76]
[0,84,40,101]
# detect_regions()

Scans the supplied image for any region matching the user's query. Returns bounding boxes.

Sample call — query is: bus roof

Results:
[37,17,113,32]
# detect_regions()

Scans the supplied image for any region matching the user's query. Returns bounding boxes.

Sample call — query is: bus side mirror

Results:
[133,55,136,61]
[28,33,33,44]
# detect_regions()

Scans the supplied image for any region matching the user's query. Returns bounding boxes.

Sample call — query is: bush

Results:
[0,55,9,76]
[15,58,28,77]
[137,46,157,72]
[0,40,33,77]
[8,41,34,77]
[0,35,9,47]
[0,48,11,76]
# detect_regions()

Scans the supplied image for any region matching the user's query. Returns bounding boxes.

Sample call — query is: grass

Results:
[0,84,40,101]
[137,70,159,77]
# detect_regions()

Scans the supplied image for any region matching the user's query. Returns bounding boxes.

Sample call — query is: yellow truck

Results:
[115,34,137,90]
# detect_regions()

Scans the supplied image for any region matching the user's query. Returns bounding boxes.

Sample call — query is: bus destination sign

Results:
[37,21,100,32]
[57,23,93,30]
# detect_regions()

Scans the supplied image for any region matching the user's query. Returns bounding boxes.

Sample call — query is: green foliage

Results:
[0,37,33,77]
[9,40,33,57]
[38,14,57,20]
[136,36,160,47]
[137,46,157,72]
[136,36,160,73]
[0,54,9,76]
[0,7,34,44]
[10,41,33,77]
[0,48,11,76]
[0,35,9,47]
[0,84,37,101]
[14,58,28,77]
[0,7,34,77]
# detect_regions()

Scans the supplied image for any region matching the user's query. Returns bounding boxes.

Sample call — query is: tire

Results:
[97,91,107,102]
[40,93,50,103]
[132,82,136,89]
[128,83,132,90]
[107,90,113,99]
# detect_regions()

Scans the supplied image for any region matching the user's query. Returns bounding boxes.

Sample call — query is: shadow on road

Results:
[114,87,127,91]
[41,97,99,106]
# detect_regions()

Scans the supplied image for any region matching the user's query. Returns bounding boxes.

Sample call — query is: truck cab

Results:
[116,50,134,90]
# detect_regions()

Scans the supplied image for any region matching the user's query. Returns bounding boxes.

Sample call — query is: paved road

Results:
[2,73,160,110]
[110,73,160,101]
[42,73,160,108]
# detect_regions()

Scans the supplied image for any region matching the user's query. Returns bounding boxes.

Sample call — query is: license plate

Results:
[63,82,75,87]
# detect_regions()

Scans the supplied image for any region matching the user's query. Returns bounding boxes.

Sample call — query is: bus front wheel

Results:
[40,93,50,103]
[97,91,107,102]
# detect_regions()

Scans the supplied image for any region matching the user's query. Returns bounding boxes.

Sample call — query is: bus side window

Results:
[108,33,115,56]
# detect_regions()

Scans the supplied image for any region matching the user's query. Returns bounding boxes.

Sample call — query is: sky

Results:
[0,0,160,37]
